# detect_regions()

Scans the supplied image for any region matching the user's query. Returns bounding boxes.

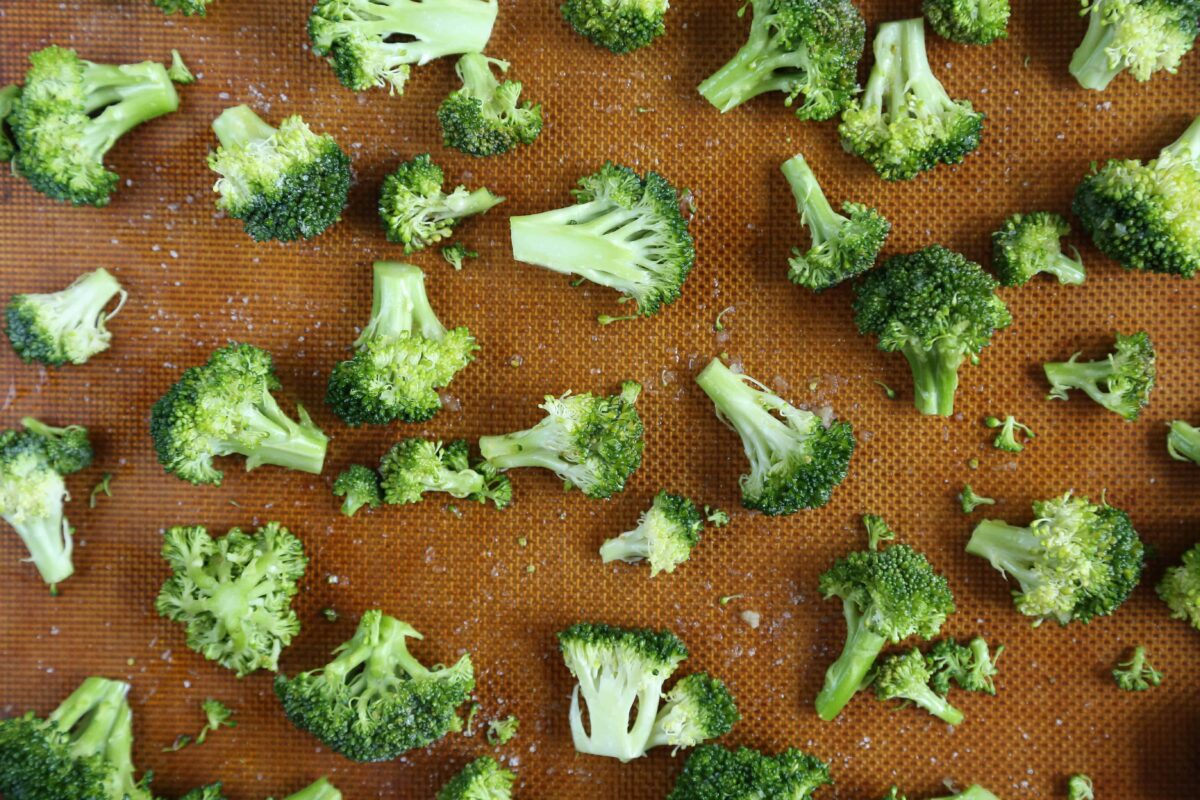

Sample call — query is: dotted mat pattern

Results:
[1,1,1199,798]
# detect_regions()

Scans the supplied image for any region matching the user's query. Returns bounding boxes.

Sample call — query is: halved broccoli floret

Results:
[154,0,214,15]
[5,268,127,366]
[326,262,477,425]
[839,18,984,181]
[562,0,669,53]
[437,756,514,800]
[1044,331,1156,420]
[698,0,866,121]
[925,636,1003,695]
[309,0,498,93]
[966,493,1145,625]
[600,490,704,576]
[155,522,307,676]
[275,609,474,762]
[9,46,180,206]
[1157,541,1200,629]
[923,0,1010,44]
[1070,0,1199,90]
[332,464,382,516]
[783,153,890,291]
[208,105,351,242]
[479,380,644,499]
[992,212,1086,286]
[0,84,19,163]
[854,245,1011,416]
[379,154,503,253]
[509,162,695,316]
[1167,420,1200,464]
[439,53,543,157]
[379,438,511,508]
[647,672,739,753]
[667,744,832,800]
[873,648,964,724]
[1112,645,1162,690]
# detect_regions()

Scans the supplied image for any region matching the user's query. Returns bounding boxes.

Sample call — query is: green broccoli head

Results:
[1167,420,1200,464]
[647,673,739,753]
[1070,0,1200,90]
[208,105,351,242]
[1157,541,1200,629]
[923,0,1011,44]
[925,636,1003,695]
[873,648,964,725]
[667,744,833,800]
[698,0,866,121]
[1112,645,1162,690]
[966,493,1145,625]
[154,0,214,15]
[696,358,855,515]
[854,245,1011,416]
[5,268,127,366]
[155,522,307,676]
[379,438,511,508]
[150,342,328,485]
[1044,331,1156,420]
[439,54,543,157]
[275,610,474,762]
[9,46,180,206]
[992,212,1086,286]
[332,464,382,516]
[839,18,984,180]
[0,84,19,163]
[437,756,515,800]
[480,380,644,499]
[561,0,669,53]
[379,154,504,253]
[600,490,704,575]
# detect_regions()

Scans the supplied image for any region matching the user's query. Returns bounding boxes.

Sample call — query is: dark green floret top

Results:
[992,212,1086,286]
[1044,331,1156,420]
[923,0,1011,45]
[437,756,515,800]
[379,154,503,253]
[1070,0,1200,90]
[562,0,669,53]
[379,438,511,508]
[666,744,833,800]
[439,53,543,157]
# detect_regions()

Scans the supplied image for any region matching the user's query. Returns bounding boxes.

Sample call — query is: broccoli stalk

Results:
[991,212,1086,286]
[600,490,704,576]
[1167,420,1200,464]
[873,649,964,724]
[437,756,514,800]
[1070,0,1199,90]
[1157,542,1200,629]
[5,268,127,366]
[284,780,342,800]
[438,53,543,157]
[1044,331,1156,420]
[646,673,739,753]
[667,745,832,799]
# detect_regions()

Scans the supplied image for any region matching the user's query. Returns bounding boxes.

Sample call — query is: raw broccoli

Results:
[508,162,695,316]
[815,542,955,721]
[195,699,236,744]
[562,0,669,53]
[150,342,328,485]
[986,415,1034,452]
[1044,331,1156,420]
[167,50,196,84]
[1070,0,1199,90]
[332,464,382,516]
[839,18,985,181]
[873,648,964,724]
[0,677,153,800]
[0,84,19,162]
[379,154,503,253]
[0,417,92,591]
[479,380,644,499]
[1112,645,1162,690]
[1067,774,1095,800]
[600,490,704,576]
[1157,542,1200,628]
[208,105,351,242]
[5,268,127,366]
[992,212,1086,286]
[958,485,995,513]
[325,262,477,425]
[696,358,855,515]
[308,0,498,93]
[275,609,474,762]
[925,637,1002,694]
[486,715,519,745]
[697,0,866,121]
[154,0,214,15]
[1073,114,1200,276]
[8,46,180,206]
[442,243,479,270]
[1167,420,1200,463]
[782,153,890,291]
[666,744,832,800]
[647,672,739,753]
[863,514,896,550]
[853,246,1011,416]
[881,786,1000,800]
[181,779,342,800]
[439,53,543,157]
[378,438,511,508]
[437,756,514,800]
[966,493,1145,625]
[923,0,1010,44]
[155,522,307,676]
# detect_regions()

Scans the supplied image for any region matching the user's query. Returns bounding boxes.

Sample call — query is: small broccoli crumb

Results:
[719,594,742,606]
[968,458,980,470]
[1112,645,1162,691]
[1067,773,1095,800]
[463,702,482,736]
[985,415,1034,452]
[705,506,730,527]
[486,715,519,745]
[441,242,479,271]
[862,514,896,550]
[89,472,113,508]
[167,50,196,84]
[959,485,995,513]
[196,699,235,744]
[874,380,896,399]
[321,608,338,623]
[714,306,733,332]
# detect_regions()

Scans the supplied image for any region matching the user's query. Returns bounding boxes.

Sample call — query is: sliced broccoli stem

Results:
[440,188,506,224]
[7,512,73,588]
[782,154,842,246]
[212,104,277,147]
[331,0,496,64]
[78,62,179,159]
[286,779,341,800]
[569,675,662,761]
[509,203,652,290]
[1043,251,1087,285]
[428,466,486,498]
[901,340,964,416]
[1168,420,1200,463]
[478,427,571,473]
[1069,7,1120,91]
[898,18,954,114]
[457,52,505,100]
[225,398,327,475]
[695,359,800,468]
[356,262,447,345]
[599,529,647,564]
[815,606,887,721]
[1044,358,1115,406]
[1159,113,1200,168]
[698,22,809,112]
[904,682,964,725]
[965,519,1041,586]
[49,677,128,756]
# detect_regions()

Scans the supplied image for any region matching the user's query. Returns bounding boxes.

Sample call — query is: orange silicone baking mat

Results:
[1,1,1198,797]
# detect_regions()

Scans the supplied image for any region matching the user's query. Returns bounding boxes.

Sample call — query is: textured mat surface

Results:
[1,1,1199,798]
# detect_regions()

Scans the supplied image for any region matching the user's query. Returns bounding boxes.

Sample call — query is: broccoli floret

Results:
[923,0,1010,44]
[882,787,1000,800]
[562,0,669,53]
[966,493,1145,625]
[647,673,739,753]
[992,212,1086,286]
[438,53,542,157]
[854,245,1011,416]
[326,262,477,425]
[873,648,964,724]
[479,380,644,499]
[1070,0,1199,90]
[958,485,995,513]
[150,342,328,485]
[839,18,985,181]
[509,162,695,316]
[815,542,955,721]
[208,105,351,242]
[1167,420,1200,464]
[332,464,382,516]
[195,699,235,744]
[783,153,890,291]
[0,417,92,591]
[1157,542,1200,629]
[442,243,480,270]
[154,0,214,15]
[1073,114,1200,276]
[985,415,1034,452]
[167,50,196,85]
[1067,774,1095,800]
[5,268,127,366]
[486,715,519,746]
[309,0,498,93]
[379,154,503,253]
[184,779,343,800]
[437,756,514,800]
[698,0,865,120]
[275,609,474,762]
[600,490,704,576]
[1112,644,1162,690]
[180,786,226,800]
[1044,331,1156,420]
[667,744,832,800]
[155,522,307,676]
[0,84,19,162]
[863,514,897,550]
[9,46,180,206]
[379,438,511,508]
[925,637,1003,695]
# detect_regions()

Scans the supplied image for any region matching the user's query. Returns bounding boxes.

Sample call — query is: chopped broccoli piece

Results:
[600,490,704,576]
[439,53,542,156]
[0,84,19,163]
[486,716,519,746]
[783,153,890,291]
[275,609,474,762]
[1112,645,1162,690]
[854,245,1011,416]
[562,0,669,53]
[479,380,644,499]
[379,438,511,508]
[437,756,514,800]
[326,262,477,425]
[705,506,731,527]
[442,243,480,270]
[1068,774,1095,800]
[379,154,503,253]
[985,415,1034,452]
[195,699,235,744]
[958,485,995,513]
[509,162,695,316]
[208,105,350,242]
[839,18,985,180]
[667,744,832,800]
[863,513,896,550]
[647,672,739,753]
[992,212,1086,286]
[873,648,964,724]
[185,778,343,800]
[155,522,307,676]
[698,0,866,120]
[923,0,1010,44]
[1070,0,1199,90]
[1158,541,1200,629]
[332,464,382,516]
[1167,420,1200,464]
[168,50,196,84]
[925,637,1003,695]
[179,785,223,800]
[1044,331,1156,420]
[882,787,1000,800]
[5,268,127,366]
[155,0,214,15]
[89,472,113,508]
[966,493,1145,625]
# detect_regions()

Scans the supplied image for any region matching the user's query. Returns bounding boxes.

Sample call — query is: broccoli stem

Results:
[568,675,661,761]
[599,530,646,564]
[478,426,571,473]
[904,682,964,725]
[815,604,887,721]
[8,513,73,589]
[1069,6,1120,91]
[212,104,277,148]
[1043,252,1087,285]
[333,0,496,64]
[48,677,128,757]
[695,359,799,467]
[509,202,652,291]
[1044,358,1115,406]
[77,61,179,159]
[428,467,486,498]
[40,268,125,340]
[1159,113,1200,168]
[1168,420,1200,463]
[782,154,841,246]
[225,398,327,475]
[965,519,1040,586]
[698,20,809,112]
[898,18,954,114]
[286,779,341,800]
[457,52,504,100]
[356,261,447,346]
[901,340,964,416]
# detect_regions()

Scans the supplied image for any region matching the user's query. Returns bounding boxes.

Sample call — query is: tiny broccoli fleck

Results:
[1067,774,1095,800]
[441,243,480,271]
[1112,645,1162,690]
[486,715,519,746]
